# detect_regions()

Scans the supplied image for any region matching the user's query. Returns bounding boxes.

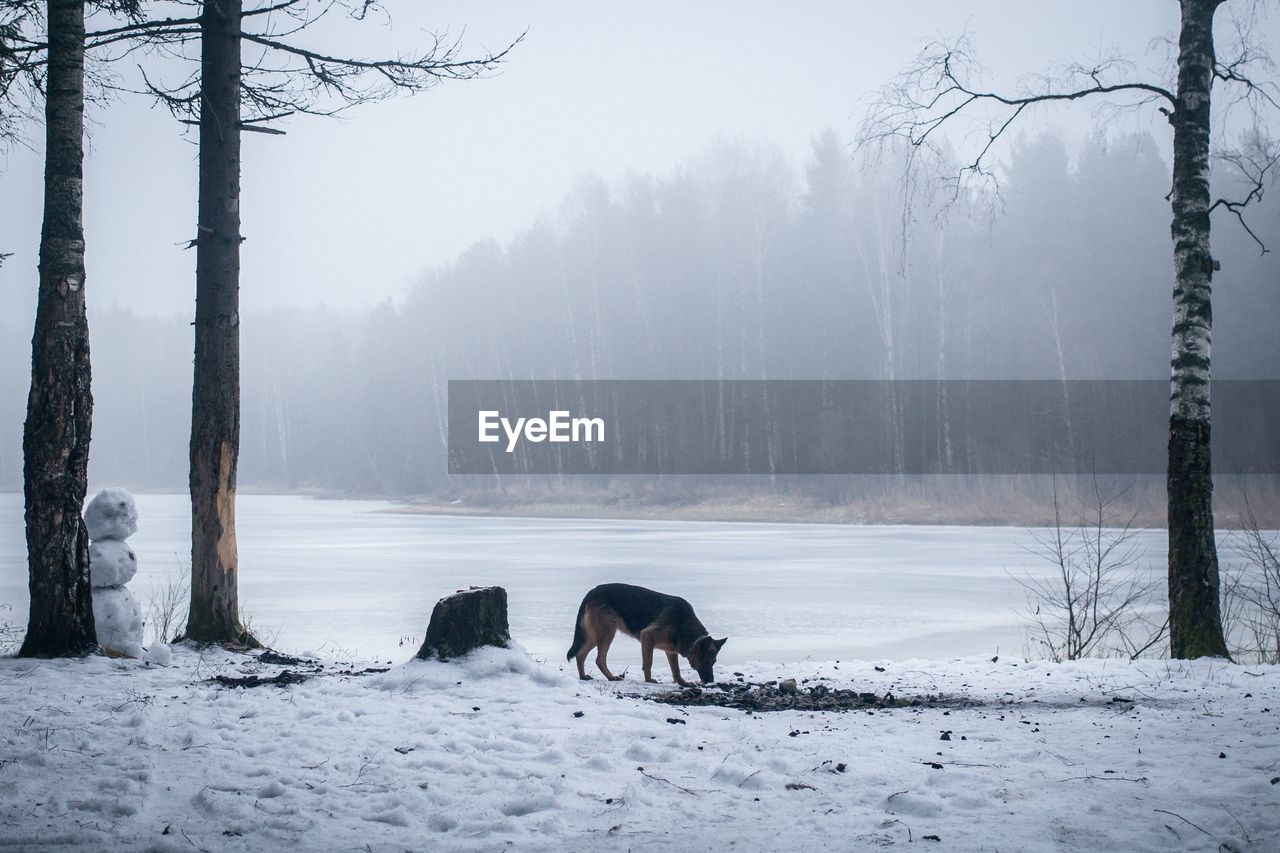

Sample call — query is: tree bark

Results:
[19,0,95,657]
[1167,0,1230,659]
[186,0,256,646]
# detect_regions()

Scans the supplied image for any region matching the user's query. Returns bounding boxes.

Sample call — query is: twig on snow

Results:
[1063,774,1149,785]
[1153,808,1211,836]
[638,768,699,796]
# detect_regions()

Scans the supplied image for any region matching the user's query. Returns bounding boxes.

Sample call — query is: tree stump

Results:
[417,586,510,661]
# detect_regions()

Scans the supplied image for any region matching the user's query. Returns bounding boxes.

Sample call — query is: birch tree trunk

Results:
[186,0,257,645]
[1167,0,1230,659]
[19,0,95,657]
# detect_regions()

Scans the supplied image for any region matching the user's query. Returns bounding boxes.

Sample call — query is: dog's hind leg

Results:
[574,611,598,680]
[575,642,595,680]
[595,624,624,681]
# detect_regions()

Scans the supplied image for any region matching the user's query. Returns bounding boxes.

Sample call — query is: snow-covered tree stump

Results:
[416,586,510,661]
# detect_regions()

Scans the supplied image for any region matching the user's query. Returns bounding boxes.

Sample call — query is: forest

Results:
[1,128,1276,502]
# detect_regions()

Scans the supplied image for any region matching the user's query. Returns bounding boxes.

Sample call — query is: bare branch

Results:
[10,3,523,127]
[857,35,1179,252]
[241,0,305,18]
[8,13,199,56]
[862,36,1174,160]
[0,1,44,147]
[1015,476,1166,662]
[240,28,519,84]
[1222,490,1280,664]
[92,5,525,125]
[1213,0,1280,119]
[1208,131,1279,254]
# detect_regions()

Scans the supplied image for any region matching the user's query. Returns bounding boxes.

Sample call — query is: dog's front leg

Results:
[640,631,657,683]
[666,651,691,687]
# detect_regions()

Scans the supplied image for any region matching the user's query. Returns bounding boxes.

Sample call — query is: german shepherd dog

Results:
[567,583,727,685]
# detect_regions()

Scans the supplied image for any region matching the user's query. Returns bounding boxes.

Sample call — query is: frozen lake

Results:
[0,492,1201,665]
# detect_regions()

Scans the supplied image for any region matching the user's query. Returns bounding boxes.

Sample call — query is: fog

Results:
[1,2,1194,314]
[1,2,1277,499]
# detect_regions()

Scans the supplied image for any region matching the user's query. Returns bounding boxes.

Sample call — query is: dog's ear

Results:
[714,637,727,650]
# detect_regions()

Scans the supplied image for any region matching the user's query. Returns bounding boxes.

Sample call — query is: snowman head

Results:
[84,487,139,541]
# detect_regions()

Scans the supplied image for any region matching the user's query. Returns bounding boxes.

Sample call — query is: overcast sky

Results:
[1,1,1264,319]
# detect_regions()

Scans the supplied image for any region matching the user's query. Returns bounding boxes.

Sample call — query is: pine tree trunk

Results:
[19,0,95,657]
[1167,0,1230,659]
[186,0,256,646]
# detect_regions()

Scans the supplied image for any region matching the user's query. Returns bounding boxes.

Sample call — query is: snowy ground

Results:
[2,495,1277,849]
[0,645,1276,852]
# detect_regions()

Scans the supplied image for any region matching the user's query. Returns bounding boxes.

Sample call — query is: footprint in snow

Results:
[257,780,287,799]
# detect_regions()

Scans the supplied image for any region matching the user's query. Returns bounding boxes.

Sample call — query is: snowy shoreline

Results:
[1,645,1275,852]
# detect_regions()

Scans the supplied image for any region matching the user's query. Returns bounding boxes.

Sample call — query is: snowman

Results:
[84,488,170,664]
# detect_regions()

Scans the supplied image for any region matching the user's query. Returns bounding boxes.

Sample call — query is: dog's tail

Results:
[566,597,589,661]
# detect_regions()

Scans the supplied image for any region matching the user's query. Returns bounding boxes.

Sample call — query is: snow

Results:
[142,642,172,667]
[0,645,1275,851]
[82,488,139,542]
[2,494,1277,849]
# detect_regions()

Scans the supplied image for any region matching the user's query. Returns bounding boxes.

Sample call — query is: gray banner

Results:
[447,380,1278,475]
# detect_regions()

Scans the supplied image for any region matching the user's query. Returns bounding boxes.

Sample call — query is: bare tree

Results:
[860,0,1279,659]
[114,1,516,645]
[0,604,19,655]
[145,555,190,645]
[1017,478,1168,662]
[11,0,147,657]
[18,0,95,657]
[1221,496,1280,663]
[184,0,247,644]
[12,1,515,647]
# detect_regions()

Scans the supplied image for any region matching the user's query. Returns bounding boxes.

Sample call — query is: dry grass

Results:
[145,556,190,645]
[390,475,1280,528]
[0,605,19,656]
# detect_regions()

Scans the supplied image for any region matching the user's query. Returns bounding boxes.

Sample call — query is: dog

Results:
[566,583,727,686]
